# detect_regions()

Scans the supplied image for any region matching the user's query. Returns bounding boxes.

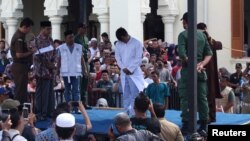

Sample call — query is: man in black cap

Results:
[74,23,89,104]
[229,63,243,90]
[228,63,243,113]
[178,12,213,134]
[33,21,56,120]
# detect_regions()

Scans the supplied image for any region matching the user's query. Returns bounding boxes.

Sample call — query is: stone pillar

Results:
[0,0,23,43]
[49,16,63,40]
[5,18,18,43]
[97,14,109,36]
[162,16,175,43]
[141,0,150,40]
[44,0,68,40]
[92,0,109,40]
[2,22,8,41]
[157,0,179,43]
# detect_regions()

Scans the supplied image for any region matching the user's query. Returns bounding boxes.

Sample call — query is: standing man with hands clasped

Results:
[57,30,87,113]
[177,12,213,134]
[10,17,36,104]
[115,27,145,115]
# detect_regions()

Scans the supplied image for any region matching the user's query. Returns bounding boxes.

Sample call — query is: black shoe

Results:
[84,104,92,110]
[75,111,81,114]
[208,118,216,123]
[198,119,214,124]
[198,120,208,132]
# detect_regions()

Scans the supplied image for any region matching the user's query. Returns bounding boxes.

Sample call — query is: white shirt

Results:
[0,131,2,140]
[144,78,153,88]
[8,129,27,141]
[115,37,145,92]
[89,47,100,58]
[58,43,83,77]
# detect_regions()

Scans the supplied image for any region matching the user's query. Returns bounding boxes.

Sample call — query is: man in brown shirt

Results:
[10,17,36,104]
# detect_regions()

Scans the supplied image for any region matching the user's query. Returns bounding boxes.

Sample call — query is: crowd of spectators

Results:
[0,19,250,141]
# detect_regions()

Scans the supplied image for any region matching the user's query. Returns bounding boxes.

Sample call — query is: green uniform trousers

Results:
[178,68,209,122]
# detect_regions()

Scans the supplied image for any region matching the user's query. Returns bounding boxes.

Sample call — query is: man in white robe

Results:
[115,27,145,115]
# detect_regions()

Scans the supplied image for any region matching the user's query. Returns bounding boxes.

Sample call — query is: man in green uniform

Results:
[74,23,89,103]
[178,12,213,134]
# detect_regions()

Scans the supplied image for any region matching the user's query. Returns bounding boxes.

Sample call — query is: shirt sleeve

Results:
[14,38,25,53]
[145,85,150,97]
[178,32,188,60]
[203,34,213,56]
[115,44,125,70]
[57,49,61,57]
[164,84,170,97]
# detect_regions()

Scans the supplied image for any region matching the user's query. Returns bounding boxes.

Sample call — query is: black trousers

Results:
[35,78,55,117]
[11,63,29,104]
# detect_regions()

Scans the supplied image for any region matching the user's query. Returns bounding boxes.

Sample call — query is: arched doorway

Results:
[63,0,98,39]
[144,0,164,41]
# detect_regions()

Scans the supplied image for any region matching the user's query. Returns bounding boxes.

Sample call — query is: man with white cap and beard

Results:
[55,113,76,141]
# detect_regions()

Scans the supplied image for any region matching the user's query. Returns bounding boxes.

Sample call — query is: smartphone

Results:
[0,109,10,122]
[71,101,79,107]
[22,107,29,120]
[24,103,32,113]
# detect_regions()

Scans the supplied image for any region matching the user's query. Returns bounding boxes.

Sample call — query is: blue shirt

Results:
[146,82,170,105]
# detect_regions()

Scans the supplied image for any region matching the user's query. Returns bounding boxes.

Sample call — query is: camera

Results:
[71,101,79,107]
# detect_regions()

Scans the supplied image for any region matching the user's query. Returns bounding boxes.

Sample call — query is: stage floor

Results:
[36,109,250,134]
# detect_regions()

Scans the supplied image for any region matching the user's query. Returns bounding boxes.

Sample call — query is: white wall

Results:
[128,0,142,42]
[110,0,142,44]
[173,0,187,44]
[208,0,233,72]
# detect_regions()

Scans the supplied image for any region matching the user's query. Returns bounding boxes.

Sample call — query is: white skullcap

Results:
[142,57,149,64]
[56,113,75,128]
[96,98,108,107]
[91,38,97,42]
